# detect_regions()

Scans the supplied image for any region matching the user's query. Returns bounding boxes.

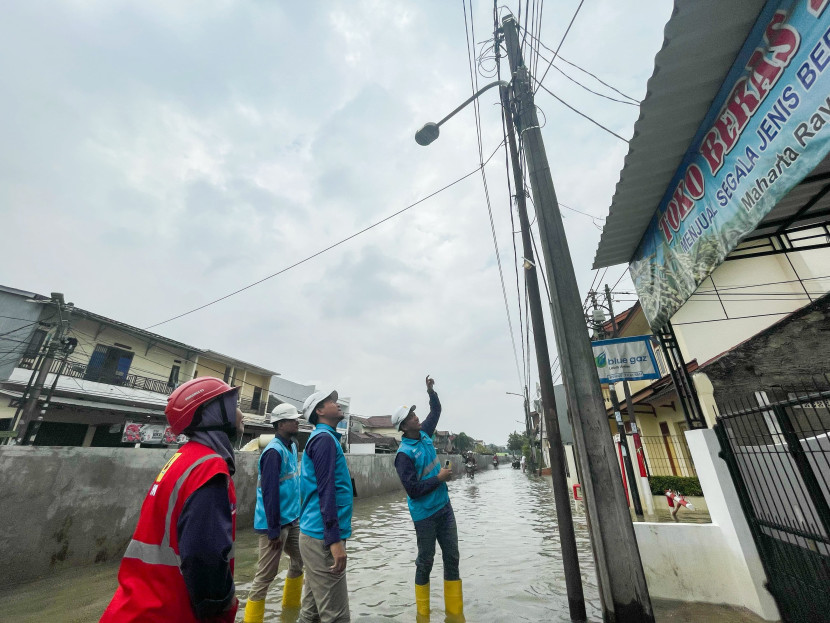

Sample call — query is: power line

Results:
[533,79,629,143]
[0,321,40,339]
[464,0,523,387]
[523,40,637,106]
[534,0,585,94]
[145,140,505,330]
[518,23,639,103]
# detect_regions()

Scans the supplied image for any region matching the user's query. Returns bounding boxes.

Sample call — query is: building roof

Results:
[606,359,700,414]
[352,415,395,428]
[73,307,200,354]
[348,431,399,449]
[202,350,279,377]
[593,0,767,268]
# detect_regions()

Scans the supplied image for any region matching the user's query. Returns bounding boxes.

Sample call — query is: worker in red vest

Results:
[100,377,244,622]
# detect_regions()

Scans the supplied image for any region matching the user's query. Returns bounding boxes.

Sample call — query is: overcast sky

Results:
[1,1,671,445]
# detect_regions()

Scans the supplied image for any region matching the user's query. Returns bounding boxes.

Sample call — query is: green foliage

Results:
[507,431,527,453]
[648,475,703,497]
[474,444,488,454]
[454,432,474,453]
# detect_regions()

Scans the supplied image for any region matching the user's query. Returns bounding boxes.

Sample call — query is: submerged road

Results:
[3,466,764,622]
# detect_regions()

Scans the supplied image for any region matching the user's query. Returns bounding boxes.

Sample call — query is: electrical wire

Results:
[534,0,584,94]
[518,23,639,103]
[532,79,629,143]
[523,41,637,106]
[145,139,505,330]
[464,0,523,387]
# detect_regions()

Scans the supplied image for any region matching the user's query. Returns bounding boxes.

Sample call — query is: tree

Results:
[474,443,488,454]
[454,432,474,453]
[507,430,527,453]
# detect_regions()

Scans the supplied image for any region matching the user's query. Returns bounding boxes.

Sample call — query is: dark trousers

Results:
[413,502,460,585]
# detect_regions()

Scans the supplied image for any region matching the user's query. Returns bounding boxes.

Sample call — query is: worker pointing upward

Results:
[393,375,463,621]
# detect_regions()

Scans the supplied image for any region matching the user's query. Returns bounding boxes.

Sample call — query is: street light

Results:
[414,80,508,146]
[505,391,525,398]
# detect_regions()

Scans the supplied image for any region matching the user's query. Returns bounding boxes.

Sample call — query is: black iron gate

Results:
[715,382,830,623]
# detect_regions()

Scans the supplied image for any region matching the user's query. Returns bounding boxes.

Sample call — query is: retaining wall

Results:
[0,446,473,587]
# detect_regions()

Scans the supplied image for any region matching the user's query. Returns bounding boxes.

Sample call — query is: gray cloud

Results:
[0,0,671,445]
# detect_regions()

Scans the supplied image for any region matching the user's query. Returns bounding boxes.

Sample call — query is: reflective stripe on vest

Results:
[122,453,220,566]
[419,457,441,480]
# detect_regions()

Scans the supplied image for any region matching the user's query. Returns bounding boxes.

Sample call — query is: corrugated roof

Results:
[593,0,767,269]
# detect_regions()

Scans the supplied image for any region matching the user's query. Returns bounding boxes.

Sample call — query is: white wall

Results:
[349,443,376,455]
[671,247,830,365]
[633,429,780,620]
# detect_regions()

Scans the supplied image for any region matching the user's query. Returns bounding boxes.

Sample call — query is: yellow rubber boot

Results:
[444,579,464,619]
[243,598,265,623]
[282,574,304,609]
[415,582,430,617]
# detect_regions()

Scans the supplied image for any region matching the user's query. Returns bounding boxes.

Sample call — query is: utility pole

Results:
[502,87,586,622]
[605,283,647,517]
[502,15,654,622]
[593,289,644,518]
[13,293,73,445]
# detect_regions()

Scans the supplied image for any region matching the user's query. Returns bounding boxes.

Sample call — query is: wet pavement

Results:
[2,467,767,622]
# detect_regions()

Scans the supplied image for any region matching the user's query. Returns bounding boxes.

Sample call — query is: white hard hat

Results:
[302,389,339,424]
[270,403,302,424]
[391,404,415,430]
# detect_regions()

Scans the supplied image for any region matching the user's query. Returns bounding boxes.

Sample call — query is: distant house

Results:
[0,283,283,448]
[348,415,400,454]
[432,430,455,453]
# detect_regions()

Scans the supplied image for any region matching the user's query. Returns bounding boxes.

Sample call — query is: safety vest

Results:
[397,431,449,521]
[254,435,300,530]
[100,441,237,623]
[299,424,353,540]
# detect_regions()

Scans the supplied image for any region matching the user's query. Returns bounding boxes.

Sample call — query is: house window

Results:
[168,365,180,388]
[251,386,262,411]
[223,366,231,383]
[84,344,134,385]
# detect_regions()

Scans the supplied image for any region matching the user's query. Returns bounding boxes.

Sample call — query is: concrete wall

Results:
[0,289,41,385]
[0,446,473,587]
[633,429,780,621]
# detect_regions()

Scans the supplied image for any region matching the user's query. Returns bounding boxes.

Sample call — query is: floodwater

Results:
[2,467,764,622]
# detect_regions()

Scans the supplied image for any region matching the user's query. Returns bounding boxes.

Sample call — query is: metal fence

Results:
[639,434,697,477]
[716,377,830,623]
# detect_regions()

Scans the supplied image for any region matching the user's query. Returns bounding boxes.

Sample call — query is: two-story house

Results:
[0,284,280,448]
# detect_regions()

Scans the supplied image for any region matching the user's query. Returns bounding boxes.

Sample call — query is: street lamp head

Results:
[415,122,440,146]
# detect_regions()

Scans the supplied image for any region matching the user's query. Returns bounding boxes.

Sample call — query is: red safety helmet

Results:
[166,377,238,435]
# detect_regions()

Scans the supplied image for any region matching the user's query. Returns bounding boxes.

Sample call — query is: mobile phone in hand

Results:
[445,460,450,468]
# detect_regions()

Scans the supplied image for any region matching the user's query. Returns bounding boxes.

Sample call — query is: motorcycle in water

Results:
[511,456,521,469]
[465,460,477,479]
[492,455,499,468]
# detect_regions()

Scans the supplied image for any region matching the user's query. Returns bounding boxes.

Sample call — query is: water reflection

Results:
[234,468,602,622]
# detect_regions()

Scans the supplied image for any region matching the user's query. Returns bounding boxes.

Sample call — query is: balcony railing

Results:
[44,358,174,396]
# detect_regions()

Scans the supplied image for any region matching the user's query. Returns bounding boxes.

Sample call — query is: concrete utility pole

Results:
[604,284,644,517]
[502,87,586,622]
[14,293,74,445]
[502,15,654,622]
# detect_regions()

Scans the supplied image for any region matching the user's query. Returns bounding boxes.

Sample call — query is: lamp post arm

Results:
[434,80,509,128]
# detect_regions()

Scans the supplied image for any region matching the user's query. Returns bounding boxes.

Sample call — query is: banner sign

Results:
[593,336,661,384]
[122,422,187,445]
[630,0,830,329]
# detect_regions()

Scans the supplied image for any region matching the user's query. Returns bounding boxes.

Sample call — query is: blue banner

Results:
[630,0,830,329]
[592,335,661,384]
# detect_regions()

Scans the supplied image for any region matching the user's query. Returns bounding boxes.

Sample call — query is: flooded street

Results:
[2,467,764,622]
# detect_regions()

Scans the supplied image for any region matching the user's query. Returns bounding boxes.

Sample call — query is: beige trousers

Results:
[297,533,350,623]
[247,524,304,602]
